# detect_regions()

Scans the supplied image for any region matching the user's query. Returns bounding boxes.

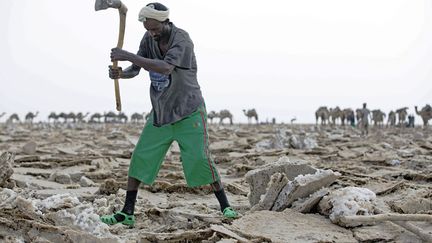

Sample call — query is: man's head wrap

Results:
[138,3,169,22]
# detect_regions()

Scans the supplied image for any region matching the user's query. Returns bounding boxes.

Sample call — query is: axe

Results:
[95,0,128,111]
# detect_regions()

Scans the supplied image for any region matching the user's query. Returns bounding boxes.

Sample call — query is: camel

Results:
[25,112,39,123]
[329,106,342,125]
[341,108,355,126]
[387,111,396,127]
[57,112,69,123]
[415,105,432,127]
[76,112,90,123]
[90,113,103,123]
[396,107,409,126]
[7,113,20,123]
[371,109,386,127]
[315,106,329,125]
[207,111,218,124]
[104,111,117,123]
[56,112,76,123]
[117,112,128,123]
[243,109,258,124]
[131,112,146,123]
[48,112,59,123]
[218,109,233,125]
[67,112,77,123]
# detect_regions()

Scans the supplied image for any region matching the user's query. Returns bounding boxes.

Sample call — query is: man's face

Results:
[144,19,168,42]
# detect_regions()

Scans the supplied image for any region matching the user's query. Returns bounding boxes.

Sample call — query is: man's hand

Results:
[109,65,123,79]
[111,47,132,62]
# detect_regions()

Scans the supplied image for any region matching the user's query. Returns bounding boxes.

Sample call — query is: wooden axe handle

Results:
[113,4,127,111]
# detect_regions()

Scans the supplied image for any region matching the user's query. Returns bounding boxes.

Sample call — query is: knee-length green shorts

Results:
[128,105,220,187]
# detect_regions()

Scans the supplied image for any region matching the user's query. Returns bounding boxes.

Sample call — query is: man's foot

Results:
[100,211,135,226]
[223,207,238,219]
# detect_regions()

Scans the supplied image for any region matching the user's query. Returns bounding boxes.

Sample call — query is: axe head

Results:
[95,0,122,11]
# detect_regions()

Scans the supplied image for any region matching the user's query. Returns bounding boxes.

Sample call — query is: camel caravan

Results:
[206,108,260,125]
[315,104,432,128]
[0,112,137,124]
[2,105,430,127]
[206,108,274,125]
[0,109,263,125]
[47,111,140,124]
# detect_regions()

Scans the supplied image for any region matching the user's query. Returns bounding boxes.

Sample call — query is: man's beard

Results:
[153,25,170,42]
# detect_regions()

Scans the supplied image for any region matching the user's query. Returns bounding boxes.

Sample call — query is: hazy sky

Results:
[1,0,431,123]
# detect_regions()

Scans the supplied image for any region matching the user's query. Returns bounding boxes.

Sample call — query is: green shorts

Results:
[128,105,220,187]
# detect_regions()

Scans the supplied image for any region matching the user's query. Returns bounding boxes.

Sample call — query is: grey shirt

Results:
[134,23,204,126]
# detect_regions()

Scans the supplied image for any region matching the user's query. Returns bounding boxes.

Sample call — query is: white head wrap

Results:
[138,4,170,22]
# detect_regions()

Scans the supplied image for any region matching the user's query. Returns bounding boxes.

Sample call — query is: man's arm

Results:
[122,65,141,78]
[111,47,174,75]
[109,64,140,79]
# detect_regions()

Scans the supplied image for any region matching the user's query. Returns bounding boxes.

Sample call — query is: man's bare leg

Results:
[127,176,141,191]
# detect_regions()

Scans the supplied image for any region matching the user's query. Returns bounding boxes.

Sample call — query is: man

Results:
[100,2,237,226]
[407,115,415,128]
[347,112,355,127]
[359,103,371,136]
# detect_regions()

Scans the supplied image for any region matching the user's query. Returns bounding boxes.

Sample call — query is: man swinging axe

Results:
[97,2,238,226]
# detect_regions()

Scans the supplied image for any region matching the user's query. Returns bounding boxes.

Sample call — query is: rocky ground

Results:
[0,122,431,242]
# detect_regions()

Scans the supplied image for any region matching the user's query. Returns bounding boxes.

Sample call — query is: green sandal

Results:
[223,207,238,219]
[100,211,135,226]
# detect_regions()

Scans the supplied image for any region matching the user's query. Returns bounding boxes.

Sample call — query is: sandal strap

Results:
[100,211,135,226]
[223,207,233,213]
[116,211,132,218]
[101,214,118,225]
[115,211,135,225]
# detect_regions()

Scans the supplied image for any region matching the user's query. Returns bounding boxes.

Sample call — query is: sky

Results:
[1,0,432,124]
